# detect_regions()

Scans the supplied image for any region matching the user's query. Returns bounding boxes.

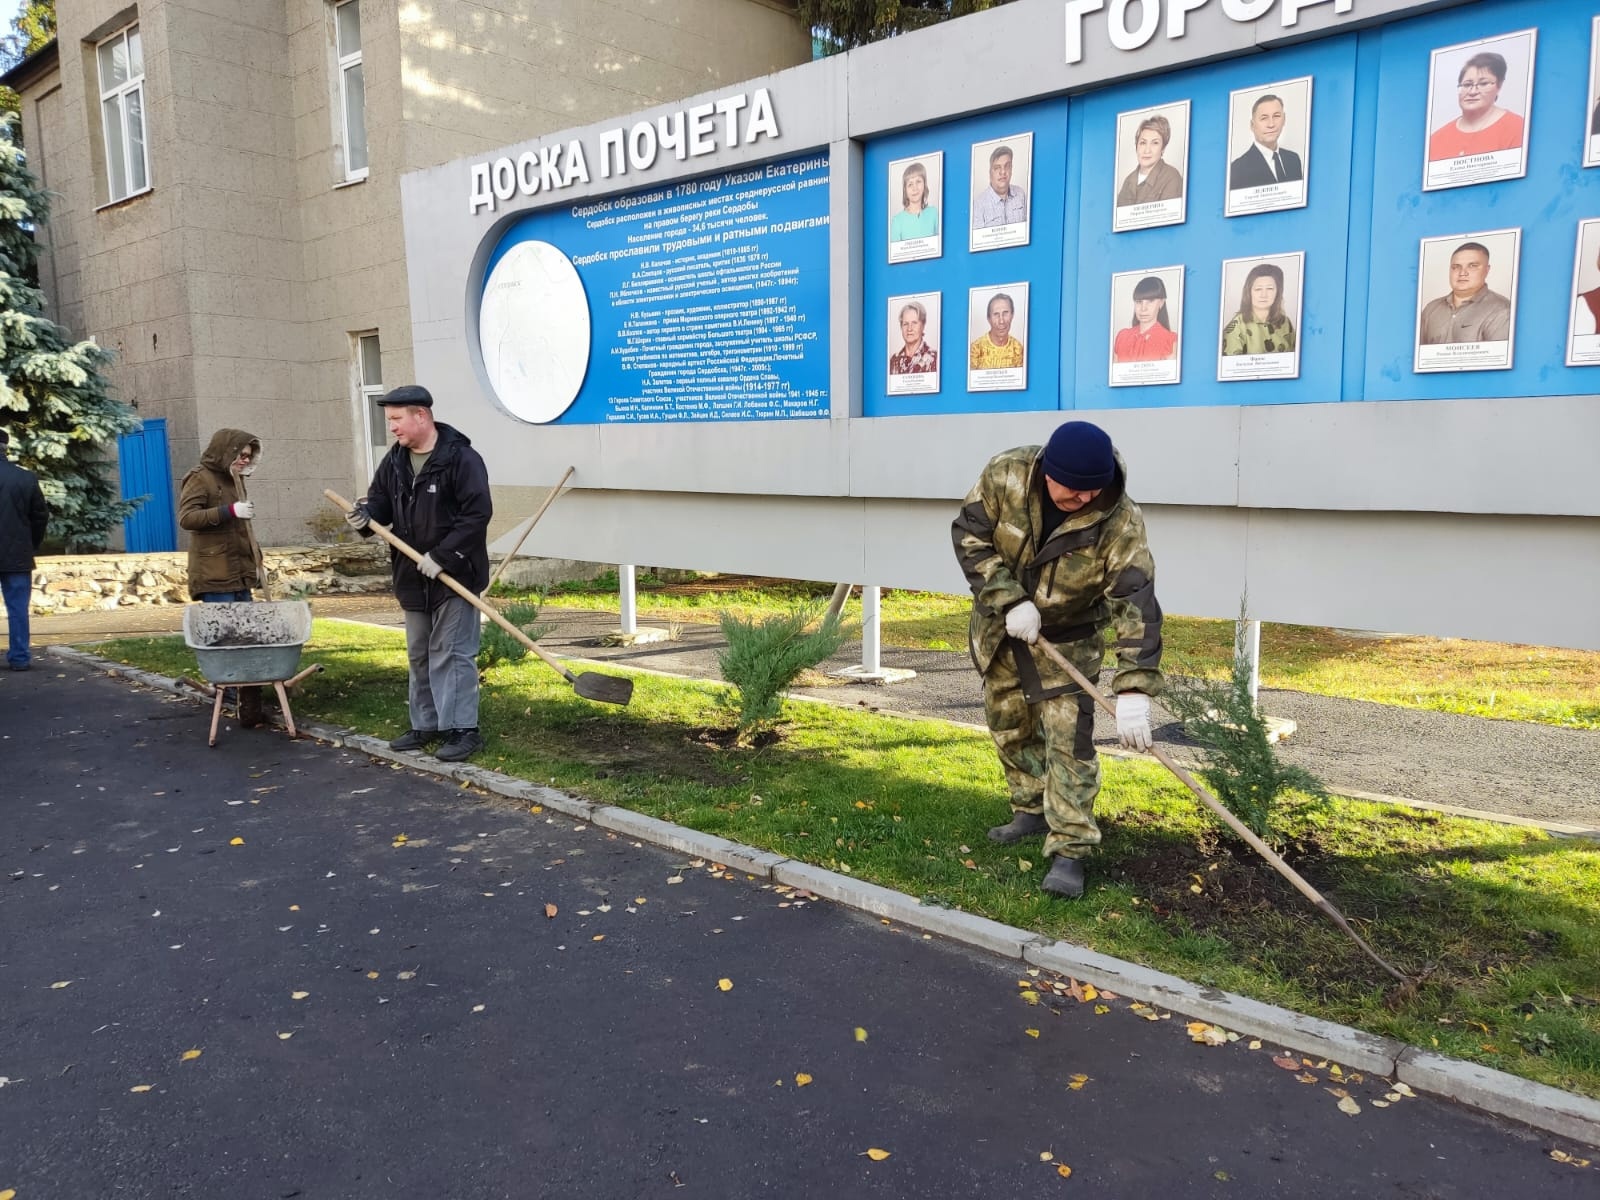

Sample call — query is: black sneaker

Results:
[434,728,484,762]
[389,728,438,752]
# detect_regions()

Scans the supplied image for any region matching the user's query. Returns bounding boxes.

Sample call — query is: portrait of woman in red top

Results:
[1113,275,1178,362]
[1427,50,1526,160]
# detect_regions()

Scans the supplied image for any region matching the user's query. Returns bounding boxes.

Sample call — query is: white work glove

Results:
[229,500,255,520]
[417,553,444,580]
[1004,600,1042,644]
[1116,692,1154,752]
[344,505,370,531]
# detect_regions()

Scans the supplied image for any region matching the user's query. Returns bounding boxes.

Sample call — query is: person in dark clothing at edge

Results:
[343,385,492,763]
[178,427,269,726]
[952,420,1165,899]
[0,427,49,671]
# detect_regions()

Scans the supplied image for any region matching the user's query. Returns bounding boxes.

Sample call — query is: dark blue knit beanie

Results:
[1041,421,1115,491]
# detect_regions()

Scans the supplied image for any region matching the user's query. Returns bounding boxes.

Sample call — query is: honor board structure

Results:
[397,0,1600,652]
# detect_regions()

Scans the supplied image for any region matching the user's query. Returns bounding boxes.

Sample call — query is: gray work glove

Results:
[229,500,255,520]
[344,505,371,531]
[1116,692,1153,752]
[1004,599,1041,644]
[417,553,444,580]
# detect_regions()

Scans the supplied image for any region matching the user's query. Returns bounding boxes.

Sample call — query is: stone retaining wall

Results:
[26,543,393,613]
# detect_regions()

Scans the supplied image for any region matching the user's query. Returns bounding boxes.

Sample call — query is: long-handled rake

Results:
[1036,635,1411,991]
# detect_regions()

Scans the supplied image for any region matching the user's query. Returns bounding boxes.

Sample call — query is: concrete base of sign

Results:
[597,627,672,647]
[1194,709,1298,744]
[827,665,917,685]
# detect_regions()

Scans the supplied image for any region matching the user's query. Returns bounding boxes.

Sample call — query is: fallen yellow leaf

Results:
[1391,1082,1415,1098]
[1025,1028,1040,1038]
[718,978,733,991]
[291,991,309,1000]
[1081,984,1099,1002]
[1039,1151,1054,1162]
[544,903,558,919]
[289,904,300,912]
[472,1004,485,1012]
[1550,1150,1593,1167]
[1067,1074,1090,1090]
[229,837,244,846]
[795,1073,813,1087]
[1371,1099,1390,1108]
[1093,1004,1109,1015]
[130,1084,153,1093]
[592,934,605,942]
[1295,1073,1318,1084]
[50,980,71,989]
[180,1049,202,1062]
[366,971,379,979]
[854,1027,868,1042]
[1336,1095,1361,1116]
[529,805,543,814]
[1248,1039,1262,1050]
[1057,1164,1073,1178]
[1018,859,1032,871]
[863,1148,891,1161]
[1019,990,1040,1005]
[1,1189,14,1199]
[277,1032,293,1041]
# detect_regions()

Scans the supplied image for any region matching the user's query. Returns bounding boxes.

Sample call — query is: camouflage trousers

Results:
[980,635,1103,860]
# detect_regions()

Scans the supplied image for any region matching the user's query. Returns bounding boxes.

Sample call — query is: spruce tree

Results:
[0,114,140,550]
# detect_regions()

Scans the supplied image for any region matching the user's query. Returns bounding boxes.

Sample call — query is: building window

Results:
[334,0,368,180]
[355,332,385,477]
[96,23,149,203]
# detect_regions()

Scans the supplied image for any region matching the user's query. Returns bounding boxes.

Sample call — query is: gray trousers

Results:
[404,595,482,731]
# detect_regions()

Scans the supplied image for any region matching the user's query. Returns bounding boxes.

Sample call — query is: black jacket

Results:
[0,455,49,573]
[362,423,491,610]
[1229,144,1303,190]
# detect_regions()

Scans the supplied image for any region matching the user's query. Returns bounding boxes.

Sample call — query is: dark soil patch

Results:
[688,725,781,751]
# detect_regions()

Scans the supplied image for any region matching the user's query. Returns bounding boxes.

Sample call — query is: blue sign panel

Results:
[861,0,1600,414]
[476,153,831,425]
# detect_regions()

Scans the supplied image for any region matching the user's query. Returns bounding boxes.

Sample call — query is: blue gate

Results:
[117,418,176,552]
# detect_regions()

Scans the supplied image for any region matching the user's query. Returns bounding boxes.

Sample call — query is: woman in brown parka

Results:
[178,428,266,725]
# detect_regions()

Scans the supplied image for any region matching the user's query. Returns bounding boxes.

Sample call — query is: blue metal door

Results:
[117,418,177,552]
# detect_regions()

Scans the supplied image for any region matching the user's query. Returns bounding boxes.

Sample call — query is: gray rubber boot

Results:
[987,810,1049,843]
[1041,856,1086,898]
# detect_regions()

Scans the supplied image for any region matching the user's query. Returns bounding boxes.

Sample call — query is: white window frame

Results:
[354,331,385,479]
[334,0,368,183]
[95,22,150,205]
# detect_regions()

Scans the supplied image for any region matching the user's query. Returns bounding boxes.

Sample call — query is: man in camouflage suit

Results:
[952,420,1163,898]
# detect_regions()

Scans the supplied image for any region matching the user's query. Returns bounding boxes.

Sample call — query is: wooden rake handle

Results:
[484,465,575,594]
[1035,636,1409,986]
[324,489,579,687]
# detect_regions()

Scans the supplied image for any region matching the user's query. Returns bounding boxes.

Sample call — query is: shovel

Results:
[1035,635,1410,989]
[324,490,633,706]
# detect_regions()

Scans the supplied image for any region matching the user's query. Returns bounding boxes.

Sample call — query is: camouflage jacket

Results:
[951,445,1163,697]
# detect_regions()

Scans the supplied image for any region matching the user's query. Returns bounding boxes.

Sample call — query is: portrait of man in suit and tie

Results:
[1225,77,1312,217]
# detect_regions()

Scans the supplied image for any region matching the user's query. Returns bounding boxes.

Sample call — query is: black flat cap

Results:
[375,384,433,408]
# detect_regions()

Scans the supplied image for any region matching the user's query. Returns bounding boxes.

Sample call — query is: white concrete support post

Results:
[1235,618,1261,709]
[860,585,881,675]
[619,564,638,635]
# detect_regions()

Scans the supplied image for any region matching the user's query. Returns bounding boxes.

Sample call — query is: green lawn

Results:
[93,620,1600,1100]
[522,574,1600,729]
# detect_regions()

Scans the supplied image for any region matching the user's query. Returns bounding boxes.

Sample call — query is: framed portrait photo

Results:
[1216,252,1303,382]
[1413,228,1520,373]
[1112,102,1189,232]
[969,133,1032,253]
[886,292,942,395]
[1108,267,1183,387]
[1423,29,1536,192]
[1566,220,1600,366]
[887,152,943,264]
[1224,78,1312,218]
[966,283,1029,392]
[1586,17,1600,170]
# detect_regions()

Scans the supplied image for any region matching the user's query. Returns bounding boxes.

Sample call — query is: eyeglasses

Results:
[1457,80,1497,92]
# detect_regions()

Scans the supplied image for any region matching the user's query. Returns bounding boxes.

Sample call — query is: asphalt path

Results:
[3,662,1595,1197]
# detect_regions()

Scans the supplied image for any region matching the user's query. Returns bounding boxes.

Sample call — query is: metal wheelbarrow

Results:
[181,601,324,746]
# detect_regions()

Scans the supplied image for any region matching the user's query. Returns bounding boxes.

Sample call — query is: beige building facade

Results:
[5,0,810,548]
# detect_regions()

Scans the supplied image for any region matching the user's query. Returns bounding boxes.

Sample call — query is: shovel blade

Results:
[573,671,634,706]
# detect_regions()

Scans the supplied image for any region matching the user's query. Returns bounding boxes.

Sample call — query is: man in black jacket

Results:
[0,428,49,671]
[344,386,492,761]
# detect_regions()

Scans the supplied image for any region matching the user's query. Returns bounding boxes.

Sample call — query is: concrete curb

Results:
[49,644,1600,1151]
